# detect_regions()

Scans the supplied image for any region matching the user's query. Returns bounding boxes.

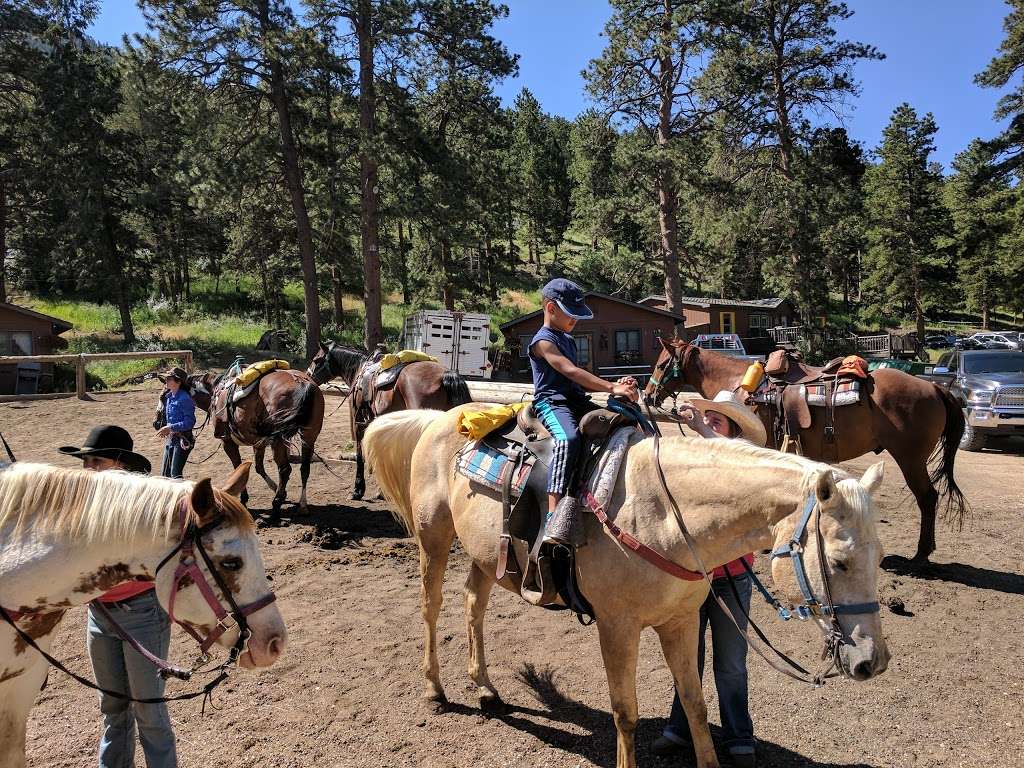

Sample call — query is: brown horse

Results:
[306,341,472,500]
[187,369,324,523]
[644,338,967,562]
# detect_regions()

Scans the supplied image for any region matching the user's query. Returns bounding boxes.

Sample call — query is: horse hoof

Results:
[350,491,364,501]
[422,693,448,715]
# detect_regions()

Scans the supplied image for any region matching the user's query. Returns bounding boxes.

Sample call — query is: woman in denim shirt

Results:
[155,366,195,478]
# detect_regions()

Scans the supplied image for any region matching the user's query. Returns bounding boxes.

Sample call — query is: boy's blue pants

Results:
[533,397,600,495]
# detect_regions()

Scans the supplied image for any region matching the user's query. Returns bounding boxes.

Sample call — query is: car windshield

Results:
[963,353,1024,374]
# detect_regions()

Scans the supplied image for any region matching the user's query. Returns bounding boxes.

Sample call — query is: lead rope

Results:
[646,425,839,686]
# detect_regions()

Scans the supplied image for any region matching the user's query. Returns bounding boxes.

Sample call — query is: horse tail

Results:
[441,369,472,407]
[363,410,444,535]
[265,377,318,440]
[929,386,969,530]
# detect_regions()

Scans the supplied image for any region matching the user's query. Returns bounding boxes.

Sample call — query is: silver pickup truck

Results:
[919,350,1024,451]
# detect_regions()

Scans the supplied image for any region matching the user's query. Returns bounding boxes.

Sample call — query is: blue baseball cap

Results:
[541,278,593,320]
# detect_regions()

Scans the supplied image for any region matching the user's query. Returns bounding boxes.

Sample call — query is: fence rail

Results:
[0,350,193,401]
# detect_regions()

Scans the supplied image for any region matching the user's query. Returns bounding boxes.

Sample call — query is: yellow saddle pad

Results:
[236,359,289,388]
[379,350,437,370]
[457,402,527,440]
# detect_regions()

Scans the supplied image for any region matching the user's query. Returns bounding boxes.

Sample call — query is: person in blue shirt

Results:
[155,366,196,479]
[529,279,638,540]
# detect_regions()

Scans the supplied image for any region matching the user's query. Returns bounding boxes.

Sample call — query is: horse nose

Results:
[266,634,286,662]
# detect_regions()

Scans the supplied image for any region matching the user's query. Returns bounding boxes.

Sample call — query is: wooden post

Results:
[76,355,87,400]
[183,351,193,373]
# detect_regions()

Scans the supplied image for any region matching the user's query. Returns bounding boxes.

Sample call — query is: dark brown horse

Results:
[187,369,324,523]
[644,337,967,562]
[306,341,472,499]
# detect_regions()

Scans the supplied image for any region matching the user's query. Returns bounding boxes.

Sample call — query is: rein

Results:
[0,502,276,705]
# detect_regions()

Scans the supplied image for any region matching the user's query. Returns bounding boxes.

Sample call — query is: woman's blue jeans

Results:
[160,436,192,479]
[663,573,755,756]
[87,591,177,768]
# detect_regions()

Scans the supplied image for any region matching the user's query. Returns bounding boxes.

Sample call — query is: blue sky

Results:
[91,0,1012,169]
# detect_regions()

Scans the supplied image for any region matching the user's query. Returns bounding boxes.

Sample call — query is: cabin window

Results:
[574,334,592,368]
[719,312,735,334]
[0,331,32,356]
[749,313,769,337]
[518,335,532,358]
[615,329,642,364]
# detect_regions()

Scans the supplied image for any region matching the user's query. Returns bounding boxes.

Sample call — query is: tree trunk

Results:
[397,221,409,304]
[332,263,344,325]
[356,0,384,348]
[259,254,272,325]
[656,0,682,316]
[101,208,135,345]
[264,19,321,360]
[484,234,497,301]
[0,176,7,304]
[441,241,455,310]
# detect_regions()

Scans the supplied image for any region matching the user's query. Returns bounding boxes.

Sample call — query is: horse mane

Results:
[328,343,368,382]
[0,463,254,544]
[657,434,868,515]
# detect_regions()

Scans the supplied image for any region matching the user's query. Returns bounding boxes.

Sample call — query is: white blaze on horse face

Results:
[154,525,286,669]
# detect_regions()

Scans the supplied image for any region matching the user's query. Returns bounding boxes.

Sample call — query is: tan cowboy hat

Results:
[690,390,767,447]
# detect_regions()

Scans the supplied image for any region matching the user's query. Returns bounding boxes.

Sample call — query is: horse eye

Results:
[221,557,243,572]
[830,559,848,572]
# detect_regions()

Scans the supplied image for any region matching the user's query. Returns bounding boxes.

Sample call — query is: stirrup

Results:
[521,527,559,606]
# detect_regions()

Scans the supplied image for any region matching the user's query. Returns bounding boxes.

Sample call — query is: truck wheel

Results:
[959,421,987,452]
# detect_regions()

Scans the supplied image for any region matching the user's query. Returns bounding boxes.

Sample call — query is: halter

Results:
[765,493,881,674]
[153,506,277,675]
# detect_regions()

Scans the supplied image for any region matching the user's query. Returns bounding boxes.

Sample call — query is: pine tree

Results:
[862,105,950,340]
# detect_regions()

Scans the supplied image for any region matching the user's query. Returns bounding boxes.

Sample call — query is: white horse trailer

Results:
[402,310,493,379]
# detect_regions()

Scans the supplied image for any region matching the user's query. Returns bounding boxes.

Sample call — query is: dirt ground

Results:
[2,389,1023,768]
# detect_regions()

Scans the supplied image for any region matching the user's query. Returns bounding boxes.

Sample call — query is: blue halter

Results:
[768,493,881,621]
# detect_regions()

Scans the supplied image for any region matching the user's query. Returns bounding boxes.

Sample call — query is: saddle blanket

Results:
[806,379,860,407]
[456,441,534,499]
[379,350,437,370]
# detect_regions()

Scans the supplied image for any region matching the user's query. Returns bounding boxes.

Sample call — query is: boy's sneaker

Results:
[651,734,691,757]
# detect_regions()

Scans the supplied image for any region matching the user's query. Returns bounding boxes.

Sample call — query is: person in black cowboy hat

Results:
[58,426,177,768]
[155,366,196,479]
[59,425,152,474]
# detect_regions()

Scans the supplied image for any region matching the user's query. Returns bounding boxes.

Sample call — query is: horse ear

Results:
[859,461,885,498]
[658,335,671,350]
[815,470,838,506]
[219,461,252,498]
[319,341,328,352]
[190,478,218,524]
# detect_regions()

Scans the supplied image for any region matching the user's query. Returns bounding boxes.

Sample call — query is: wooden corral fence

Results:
[0,350,193,402]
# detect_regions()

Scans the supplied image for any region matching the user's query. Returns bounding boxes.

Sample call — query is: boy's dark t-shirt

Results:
[529,326,588,404]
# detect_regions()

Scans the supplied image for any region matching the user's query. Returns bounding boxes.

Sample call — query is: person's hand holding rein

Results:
[611,379,639,402]
[677,404,718,439]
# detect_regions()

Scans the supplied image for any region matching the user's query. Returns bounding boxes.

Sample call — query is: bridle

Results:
[769,492,881,675]
[151,504,277,675]
[1,498,277,704]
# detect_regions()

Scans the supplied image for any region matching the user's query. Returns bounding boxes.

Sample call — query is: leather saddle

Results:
[765,348,844,385]
[480,403,634,571]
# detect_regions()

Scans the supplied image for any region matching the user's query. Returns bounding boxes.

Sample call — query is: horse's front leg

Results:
[464,563,502,711]
[253,444,278,493]
[655,616,720,768]
[222,439,249,507]
[269,439,291,522]
[597,618,642,768]
[0,656,50,768]
[350,408,366,501]
[298,437,314,514]
[418,508,456,711]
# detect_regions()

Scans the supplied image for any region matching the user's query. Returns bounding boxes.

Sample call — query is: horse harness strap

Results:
[646,430,849,687]
[0,503,277,704]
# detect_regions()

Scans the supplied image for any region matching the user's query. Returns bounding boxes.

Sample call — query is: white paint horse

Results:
[364,408,891,768]
[0,462,287,768]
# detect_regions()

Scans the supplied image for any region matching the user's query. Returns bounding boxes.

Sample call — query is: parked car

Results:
[918,350,1024,451]
[955,336,986,350]
[968,332,1021,350]
[925,334,952,349]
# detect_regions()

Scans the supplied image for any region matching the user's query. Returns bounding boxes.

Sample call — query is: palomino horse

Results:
[306,341,472,500]
[188,369,324,522]
[364,408,890,768]
[645,338,967,563]
[0,462,286,768]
